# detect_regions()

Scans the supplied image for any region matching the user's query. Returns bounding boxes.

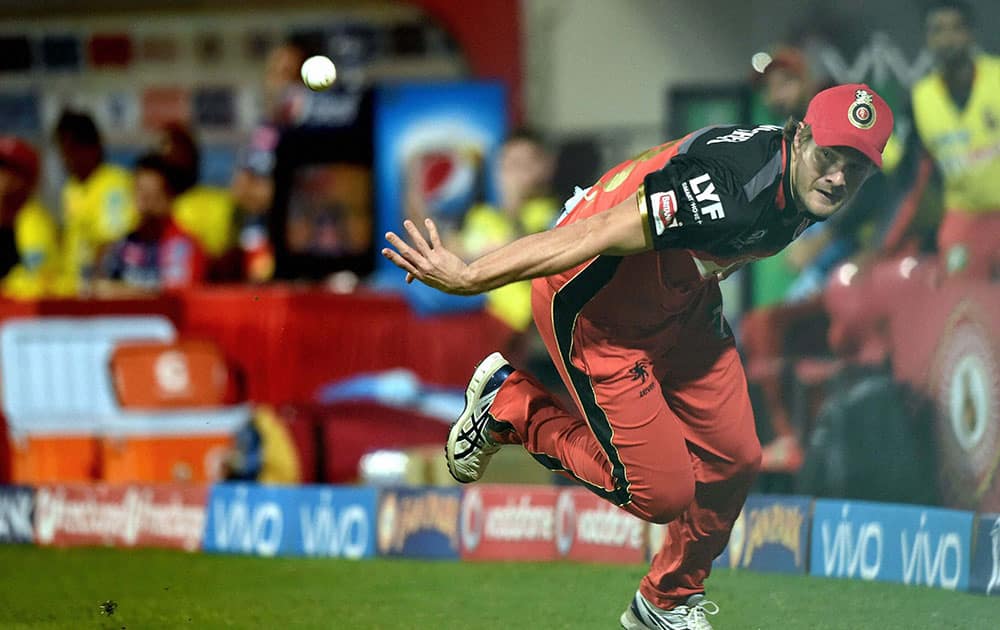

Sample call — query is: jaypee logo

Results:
[725,508,747,569]
[377,492,399,554]
[377,488,461,558]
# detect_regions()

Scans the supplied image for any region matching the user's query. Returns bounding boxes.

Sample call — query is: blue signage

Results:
[969,513,1000,595]
[810,499,974,591]
[373,81,507,272]
[0,485,34,544]
[203,484,376,558]
[715,495,811,574]
[377,487,462,559]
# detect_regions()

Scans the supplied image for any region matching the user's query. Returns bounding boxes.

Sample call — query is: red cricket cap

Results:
[804,83,894,168]
[0,135,40,188]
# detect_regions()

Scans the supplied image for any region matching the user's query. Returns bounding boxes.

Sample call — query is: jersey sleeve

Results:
[640,154,763,252]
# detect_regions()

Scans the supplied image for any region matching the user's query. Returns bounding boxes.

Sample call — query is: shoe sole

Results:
[445,351,508,483]
[619,608,642,629]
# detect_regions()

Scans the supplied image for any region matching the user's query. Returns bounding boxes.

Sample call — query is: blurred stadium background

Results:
[0,0,998,628]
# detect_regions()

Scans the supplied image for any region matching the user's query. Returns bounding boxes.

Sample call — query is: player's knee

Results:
[633,477,695,525]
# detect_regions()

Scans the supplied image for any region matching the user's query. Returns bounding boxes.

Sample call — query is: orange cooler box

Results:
[99,408,249,483]
[10,435,101,483]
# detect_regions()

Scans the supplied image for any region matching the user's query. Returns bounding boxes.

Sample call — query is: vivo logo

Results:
[211,489,284,557]
[299,492,370,559]
[820,507,883,580]
[900,514,963,590]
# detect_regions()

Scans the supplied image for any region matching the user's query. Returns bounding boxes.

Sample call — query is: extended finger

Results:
[385,231,423,262]
[424,218,442,249]
[381,247,420,277]
[403,220,431,255]
[384,232,426,270]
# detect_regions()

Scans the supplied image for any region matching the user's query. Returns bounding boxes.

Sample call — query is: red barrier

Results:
[319,402,451,483]
[0,286,514,406]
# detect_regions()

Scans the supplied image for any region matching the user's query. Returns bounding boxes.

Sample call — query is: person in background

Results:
[404,129,560,335]
[459,129,559,332]
[740,46,911,475]
[0,136,58,299]
[97,153,205,294]
[157,123,237,267]
[53,109,136,296]
[222,405,301,484]
[229,38,312,283]
[905,0,1000,279]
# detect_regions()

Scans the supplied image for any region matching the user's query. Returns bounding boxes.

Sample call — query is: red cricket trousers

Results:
[487,255,761,609]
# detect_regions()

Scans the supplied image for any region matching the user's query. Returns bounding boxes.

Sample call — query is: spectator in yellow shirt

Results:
[406,129,559,332]
[909,1,1000,278]
[157,123,237,261]
[0,136,58,299]
[53,110,137,295]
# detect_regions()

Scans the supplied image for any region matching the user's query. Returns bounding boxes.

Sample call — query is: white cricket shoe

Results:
[620,592,719,630]
[445,352,515,483]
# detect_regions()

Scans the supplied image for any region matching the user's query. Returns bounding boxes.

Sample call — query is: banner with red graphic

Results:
[554,487,646,563]
[459,485,559,561]
[34,483,208,551]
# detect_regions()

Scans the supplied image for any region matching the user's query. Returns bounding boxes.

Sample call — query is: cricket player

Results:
[383,84,893,629]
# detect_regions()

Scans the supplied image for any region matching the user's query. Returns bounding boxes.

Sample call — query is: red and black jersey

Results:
[538,125,813,331]
[640,125,812,267]
[552,124,812,280]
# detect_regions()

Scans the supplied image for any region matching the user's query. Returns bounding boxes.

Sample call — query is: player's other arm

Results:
[382,197,650,295]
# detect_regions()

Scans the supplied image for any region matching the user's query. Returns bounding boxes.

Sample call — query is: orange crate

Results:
[11,435,100,483]
[100,433,233,483]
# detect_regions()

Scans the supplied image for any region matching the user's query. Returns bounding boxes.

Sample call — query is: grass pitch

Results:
[0,545,993,629]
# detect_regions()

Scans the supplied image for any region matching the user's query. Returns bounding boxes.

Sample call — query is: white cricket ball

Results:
[300,55,337,91]
[751,52,773,74]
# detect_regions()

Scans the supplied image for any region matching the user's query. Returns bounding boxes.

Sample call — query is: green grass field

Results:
[0,545,994,629]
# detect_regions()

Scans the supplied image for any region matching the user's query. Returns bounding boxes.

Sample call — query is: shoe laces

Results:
[682,599,719,630]
[453,408,498,459]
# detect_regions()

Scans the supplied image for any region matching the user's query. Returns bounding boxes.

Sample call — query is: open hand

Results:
[382,219,478,295]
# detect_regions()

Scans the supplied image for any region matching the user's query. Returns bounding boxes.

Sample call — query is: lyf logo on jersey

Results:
[688,174,726,220]
[650,190,679,235]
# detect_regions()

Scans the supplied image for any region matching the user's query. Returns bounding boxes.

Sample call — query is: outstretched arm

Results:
[382,196,650,295]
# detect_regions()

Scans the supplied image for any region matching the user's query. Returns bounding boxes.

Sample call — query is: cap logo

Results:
[849,89,876,130]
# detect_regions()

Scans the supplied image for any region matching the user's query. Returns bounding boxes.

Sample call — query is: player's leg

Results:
[639,290,761,612]
[446,269,697,524]
[486,339,697,522]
